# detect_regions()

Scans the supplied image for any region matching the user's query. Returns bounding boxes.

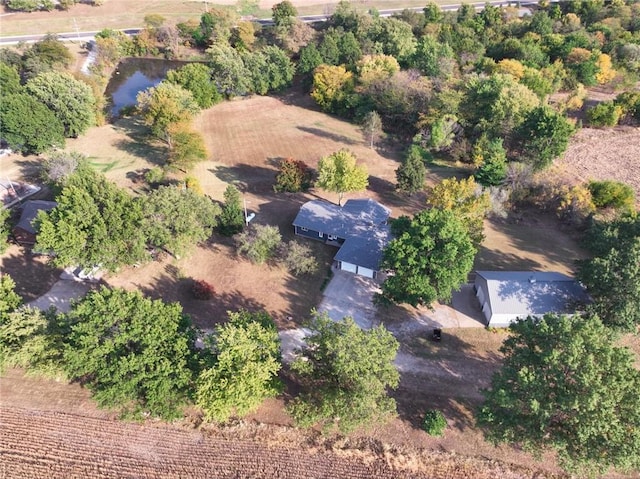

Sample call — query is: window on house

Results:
[318,231,323,238]
[327,234,337,241]
[300,227,308,232]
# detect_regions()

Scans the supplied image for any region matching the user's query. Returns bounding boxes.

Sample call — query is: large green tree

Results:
[166,63,221,109]
[36,168,148,271]
[136,81,200,144]
[219,184,245,236]
[395,144,426,194]
[196,310,281,423]
[289,312,399,434]
[166,123,208,172]
[25,71,96,138]
[141,186,220,258]
[0,93,65,154]
[380,209,476,307]
[310,64,357,116]
[477,314,640,475]
[63,287,198,419]
[514,105,575,171]
[578,237,640,332]
[316,149,368,206]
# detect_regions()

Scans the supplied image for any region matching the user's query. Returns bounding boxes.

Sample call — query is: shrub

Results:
[614,91,640,122]
[237,225,282,264]
[423,409,447,436]
[192,279,215,300]
[586,101,623,127]
[588,180,635,211]
[279,240,318,276]
[557,184,595,226]
[185,176,203,195]
[145,167,166,186]
[273,158,313,193]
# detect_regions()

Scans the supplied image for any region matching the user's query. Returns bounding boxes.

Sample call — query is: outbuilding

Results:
[474,271,589,327]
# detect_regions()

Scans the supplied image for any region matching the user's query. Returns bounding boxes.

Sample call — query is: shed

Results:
[12,200,57,245]
[474,271,589,327]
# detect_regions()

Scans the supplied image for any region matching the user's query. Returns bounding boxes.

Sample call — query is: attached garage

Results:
[340,261,357,274]
[356,266,375,279]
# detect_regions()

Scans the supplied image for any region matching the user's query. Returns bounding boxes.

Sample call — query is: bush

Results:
[192,279,215,300]
[586,101,623,127]
[422,409,447,436]
[273,158,313,193]
[145,167,166,186]
[237,225,282,264]
[588,180,635,211]
[279,240,318,276]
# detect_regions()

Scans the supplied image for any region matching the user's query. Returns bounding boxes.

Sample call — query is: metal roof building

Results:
[474,271,590,327]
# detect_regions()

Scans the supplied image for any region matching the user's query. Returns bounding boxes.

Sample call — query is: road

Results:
[0,1,539,45]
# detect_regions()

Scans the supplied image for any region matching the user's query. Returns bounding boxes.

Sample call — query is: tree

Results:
[361,110,382,148]
[20,34,73,79]
[356,54,400,86]
[0,306,64,378]
[196,310,281,423]
[379,209,476,307]
[279,240,318,276]
[395,144,426,194]
[136,82,200,145]
[25,71,96,138]
[477,314,640,475]
[460,73,539,139]
[272,0,297,30]
[236,224,282,264]
[372,17,417,64]
[289,312,399,434]
[514,105,575,171]
[231,21,257,51]
[166,63,221,109]
[0,275,22,323]
[297,43,323,76]
[0,63,21,95]
[261,46,295,92]
[472,136,507,187]
[207,44,251,97]
[311,64,356,116]
[426,177,490,247]
[273,158,313,193]
[578,237,640,332]
[0,93,65,154]
[36,168,148,271]
[316,150,368,206]
[0,208,10,254]
[141,186,221,258]
[41,151,85,186]
[219,184,245,236]
[63,288,198,419]
[166,123,208,172]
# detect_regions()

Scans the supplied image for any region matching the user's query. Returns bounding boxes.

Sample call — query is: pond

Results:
[105,58,191,116]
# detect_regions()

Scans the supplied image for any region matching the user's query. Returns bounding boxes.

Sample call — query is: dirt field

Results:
[553,126,640,204]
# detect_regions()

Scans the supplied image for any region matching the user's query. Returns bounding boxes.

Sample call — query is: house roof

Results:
[476,271,589,317]
[334,225,391,271]
[15,200,57,235]
[292,199,391,239]
[293,198,392,271]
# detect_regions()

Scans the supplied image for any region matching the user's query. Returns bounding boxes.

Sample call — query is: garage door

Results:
[357,266,375,278]
[340,262,357,273]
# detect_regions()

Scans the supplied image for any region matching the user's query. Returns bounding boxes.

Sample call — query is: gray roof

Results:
[15,200,57,234]
[293,199,391,270]
[476,271,589,316]
[334,225,391,270]
[292,199,390,239]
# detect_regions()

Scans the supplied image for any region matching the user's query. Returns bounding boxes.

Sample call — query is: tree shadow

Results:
[111,117,167,165]
[209,163,279,194]
[10,158,43,184]
[1,247,62,302]
[296,126,360,146]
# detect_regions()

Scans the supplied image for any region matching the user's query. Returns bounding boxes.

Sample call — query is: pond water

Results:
[105,58,191,116]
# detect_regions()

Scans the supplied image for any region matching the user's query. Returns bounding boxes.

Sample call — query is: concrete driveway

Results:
[27,280,91,313]
[317,270,381,329]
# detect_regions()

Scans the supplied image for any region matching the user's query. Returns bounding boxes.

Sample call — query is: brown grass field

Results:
[2,85,639,478]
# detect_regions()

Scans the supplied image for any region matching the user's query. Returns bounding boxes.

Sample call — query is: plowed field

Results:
[1,406,558,479]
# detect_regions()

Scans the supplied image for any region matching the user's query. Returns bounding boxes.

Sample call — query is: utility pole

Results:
[73,17,80,41]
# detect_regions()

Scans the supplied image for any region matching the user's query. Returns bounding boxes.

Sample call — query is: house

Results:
[474,271,590,327]
[12,200,57,245]
[292,199,391,279]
